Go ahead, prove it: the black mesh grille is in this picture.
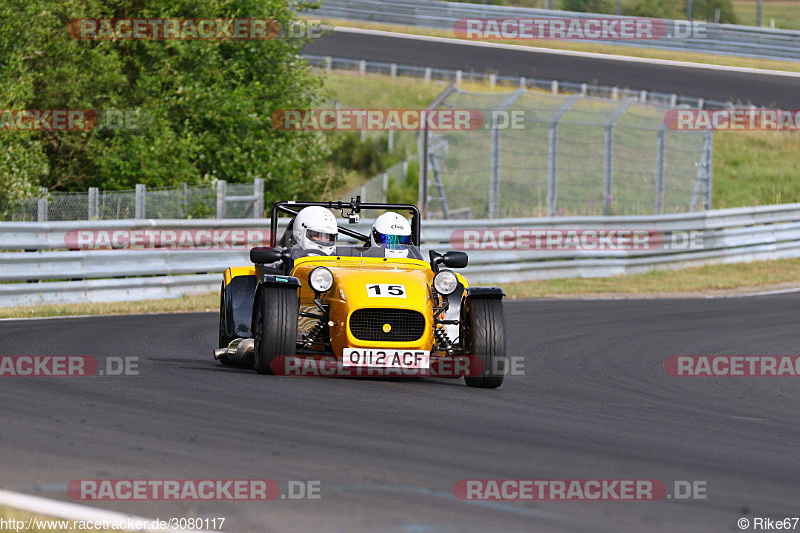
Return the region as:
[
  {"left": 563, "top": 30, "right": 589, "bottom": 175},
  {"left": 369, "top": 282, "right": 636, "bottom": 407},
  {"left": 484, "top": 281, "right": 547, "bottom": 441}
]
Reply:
[{"left": 349, "top": 308, "right": 426, "bottom": 342}]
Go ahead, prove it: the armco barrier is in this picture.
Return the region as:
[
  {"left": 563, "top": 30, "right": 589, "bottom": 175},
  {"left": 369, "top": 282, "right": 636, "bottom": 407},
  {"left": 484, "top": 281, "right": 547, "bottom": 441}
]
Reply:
[
  {"left": 3, "top": 203, "right": 800, "bottom": 306},
  {"left": 310, "top": 0, "right": 800, "bottom": 61}
]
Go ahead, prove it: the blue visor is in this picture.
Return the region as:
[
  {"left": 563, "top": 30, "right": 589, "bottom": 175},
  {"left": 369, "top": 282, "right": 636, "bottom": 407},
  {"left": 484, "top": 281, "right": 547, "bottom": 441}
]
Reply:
[{"left": 373, "top": 229, "right": 411, "bottom": 249}]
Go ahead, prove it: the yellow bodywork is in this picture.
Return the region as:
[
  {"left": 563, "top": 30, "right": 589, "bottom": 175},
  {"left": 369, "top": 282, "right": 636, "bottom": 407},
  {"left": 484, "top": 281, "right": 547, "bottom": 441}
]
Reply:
[{"left": 223, "top": 255, "right": 467, "bottom": 357}]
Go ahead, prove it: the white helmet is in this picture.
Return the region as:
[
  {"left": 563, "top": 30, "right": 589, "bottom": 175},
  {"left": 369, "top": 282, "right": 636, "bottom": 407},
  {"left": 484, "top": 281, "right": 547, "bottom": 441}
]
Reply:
[
  {"left": 292, "top": 206, "right": 338, "bottom": 254},
  {"left": 371, "top": 212, "right": 412, "bottom": 258}
]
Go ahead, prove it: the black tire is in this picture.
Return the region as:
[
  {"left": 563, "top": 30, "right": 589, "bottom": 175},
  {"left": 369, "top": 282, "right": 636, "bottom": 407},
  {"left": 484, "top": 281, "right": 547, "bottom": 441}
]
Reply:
[
  {"left": 462, "top": 297, "right": 506, "bottom": 389},
  {"left": 217, "top": 282, "right": 234, "bottom": 365},
  {"left": 252, "top": 284, "right": 299, "bottom": 375}
]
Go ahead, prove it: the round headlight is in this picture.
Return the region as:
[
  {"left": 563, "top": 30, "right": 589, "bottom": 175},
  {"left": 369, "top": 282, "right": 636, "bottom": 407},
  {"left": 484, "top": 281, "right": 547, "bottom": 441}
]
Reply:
[
  {"left": 309, "top": 267, "right": 334, "bottom": 293},
  {"left": 433, "top": 270, "right": 458, "bottom": 295}
]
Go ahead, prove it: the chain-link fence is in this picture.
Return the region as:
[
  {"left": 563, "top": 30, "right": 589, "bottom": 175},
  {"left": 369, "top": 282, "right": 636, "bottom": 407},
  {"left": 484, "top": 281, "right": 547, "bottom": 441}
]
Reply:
[
  {"left": 340, "top": 159, "right": 412, "bottom": 203},
  {"left": 0, "top": 180, "right": 264, "bottom": 221},
  {"left": 420, "top": 86, "right": 712, "bottom": 218}
]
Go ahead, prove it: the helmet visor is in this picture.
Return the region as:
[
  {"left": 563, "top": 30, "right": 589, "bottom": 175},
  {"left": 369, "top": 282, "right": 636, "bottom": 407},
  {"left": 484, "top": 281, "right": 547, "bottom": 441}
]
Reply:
[
  {"left": 306, "top": 229, "right": 337, "bottom": 247},
  {"left": 373, "top": 229, "right": 411, "bottom": 250}
]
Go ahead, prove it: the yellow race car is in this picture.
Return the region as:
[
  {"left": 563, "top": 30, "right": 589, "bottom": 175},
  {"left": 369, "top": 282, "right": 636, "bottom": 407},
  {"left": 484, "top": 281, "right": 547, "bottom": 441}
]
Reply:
[{"left": 214, "top": 198, "right": 506, "bottom": 388}]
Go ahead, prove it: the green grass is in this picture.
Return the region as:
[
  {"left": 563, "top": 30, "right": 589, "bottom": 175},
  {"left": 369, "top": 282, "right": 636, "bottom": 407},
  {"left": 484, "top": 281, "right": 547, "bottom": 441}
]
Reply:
[
  {"left": 503, "top": 257, "right": 800, "bottom": 298},
  {"left": 733, "top": 1, "right": 800, "bottom": 29},
  {"left": 0, "top": 293, "right": 218, "bottom": 319},
  {"left": 713, "top": 130, "right": 800, "bottom": 208}
]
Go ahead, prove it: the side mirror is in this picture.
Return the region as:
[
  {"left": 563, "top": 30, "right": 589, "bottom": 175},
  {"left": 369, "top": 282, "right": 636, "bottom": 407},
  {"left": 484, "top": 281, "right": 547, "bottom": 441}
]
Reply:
[
  {"left": 442, "top": 251, "right": 468, "bottom": 268},
  {"left": 430, "top": 250, "right": 469, "bottom": 272},
  {"left": 250, "top": 247, "right": 282, "bottom": 264}
]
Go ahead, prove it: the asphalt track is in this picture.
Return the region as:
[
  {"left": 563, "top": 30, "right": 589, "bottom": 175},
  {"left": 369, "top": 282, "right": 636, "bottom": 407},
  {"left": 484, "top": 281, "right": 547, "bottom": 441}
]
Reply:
[
  {"left": 303, "top": 31, "right": 800, "bottom": 107},
  {"left": 3, "top": 294, "right": 800, "bottom": 532}
]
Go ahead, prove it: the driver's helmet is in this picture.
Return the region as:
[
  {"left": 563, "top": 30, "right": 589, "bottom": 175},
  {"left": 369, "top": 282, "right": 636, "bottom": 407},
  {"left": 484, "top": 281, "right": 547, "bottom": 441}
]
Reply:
[
  {"left": 371, "top": 212, "right": 412, "bottom": 258},
  {"left": 292, "top": 206, "right": 338, "bottom": 255}
]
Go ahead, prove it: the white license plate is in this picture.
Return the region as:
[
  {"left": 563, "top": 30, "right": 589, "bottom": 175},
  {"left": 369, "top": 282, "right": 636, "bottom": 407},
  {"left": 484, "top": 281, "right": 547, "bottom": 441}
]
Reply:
[{"left": 343, "top": 349, "right": 430, "bottom": 368}]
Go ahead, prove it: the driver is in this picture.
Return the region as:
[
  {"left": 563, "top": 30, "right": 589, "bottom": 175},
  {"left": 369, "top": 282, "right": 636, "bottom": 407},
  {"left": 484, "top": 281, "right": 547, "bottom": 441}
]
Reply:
[
  {"left": 370, "top": 212, "right": 412, "bottom": 258},
  {"left": 291, "top": 206, "right": 338, "bottom": 256}
]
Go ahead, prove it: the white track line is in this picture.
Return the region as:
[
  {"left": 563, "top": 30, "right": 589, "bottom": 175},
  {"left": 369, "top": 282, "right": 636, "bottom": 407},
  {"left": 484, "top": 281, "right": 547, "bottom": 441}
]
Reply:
[
  {"left": 0, "top": 489, "right": 224, "bottom": 533},
  {"left": 334, "top": 26, "right": 800, "bottom": 77}
]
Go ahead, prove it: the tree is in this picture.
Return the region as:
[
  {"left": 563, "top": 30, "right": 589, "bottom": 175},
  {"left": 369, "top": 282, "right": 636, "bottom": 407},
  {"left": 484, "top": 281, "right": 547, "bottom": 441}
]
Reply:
[
  {"left": 562, "top": 0, "right": 615, "bottom": 14},
  {"left": 0, "top": 0, "right": 337, "bottom": 208}
]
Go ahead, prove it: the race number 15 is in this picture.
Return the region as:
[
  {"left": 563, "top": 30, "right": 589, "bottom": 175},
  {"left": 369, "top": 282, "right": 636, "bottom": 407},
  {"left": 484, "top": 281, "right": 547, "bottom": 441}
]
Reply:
[{"left": 366, "top": 284, "right": 406, "bottom": 298}]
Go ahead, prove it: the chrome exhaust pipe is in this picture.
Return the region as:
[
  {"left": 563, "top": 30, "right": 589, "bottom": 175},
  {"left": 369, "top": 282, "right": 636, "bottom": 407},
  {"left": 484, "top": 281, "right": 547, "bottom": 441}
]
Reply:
[{"left": 213, "top": 338, "right": 255, "bottom": 365}]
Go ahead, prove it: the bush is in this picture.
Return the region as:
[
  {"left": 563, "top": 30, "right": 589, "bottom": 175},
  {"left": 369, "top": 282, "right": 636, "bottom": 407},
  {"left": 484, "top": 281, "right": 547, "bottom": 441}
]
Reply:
[{"left": 562, "top": 0, "right": 615, "bottom": 14}]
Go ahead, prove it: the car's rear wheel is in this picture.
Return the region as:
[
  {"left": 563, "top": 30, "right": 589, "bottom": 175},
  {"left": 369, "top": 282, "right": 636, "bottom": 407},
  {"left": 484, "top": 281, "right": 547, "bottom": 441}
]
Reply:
[
  {"left": 253, "top": 284, "right": 299, "bottom": 375},
  {"left": 462, "top": 297, "right": 506, "bottom": 389},
  {"left": 217, "top": 282, "right": 234, "bottom": 366}
]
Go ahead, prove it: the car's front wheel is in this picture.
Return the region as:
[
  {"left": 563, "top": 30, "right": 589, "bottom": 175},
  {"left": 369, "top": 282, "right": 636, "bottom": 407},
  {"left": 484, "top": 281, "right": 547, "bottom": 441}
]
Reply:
[
  {"left": 253, "top": 284, "right": 299, "bottom": 375},
  {"left": 462, "top": 297, "right": 506, "bottom": 389}
]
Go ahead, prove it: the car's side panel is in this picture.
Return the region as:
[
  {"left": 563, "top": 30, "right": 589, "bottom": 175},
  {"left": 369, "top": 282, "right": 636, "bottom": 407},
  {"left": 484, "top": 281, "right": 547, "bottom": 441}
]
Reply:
[{"left": 221, "top": 268, "right": 258, "bottom": 342}]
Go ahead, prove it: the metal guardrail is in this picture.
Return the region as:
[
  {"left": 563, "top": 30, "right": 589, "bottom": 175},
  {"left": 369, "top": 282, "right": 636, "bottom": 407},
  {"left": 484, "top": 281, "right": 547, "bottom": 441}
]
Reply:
[
  {"left": 310, "top": 0, "right": 800, "bottom": 61},
  {"left": 3, "top": 203, "right": 800, "bottom": 306}
]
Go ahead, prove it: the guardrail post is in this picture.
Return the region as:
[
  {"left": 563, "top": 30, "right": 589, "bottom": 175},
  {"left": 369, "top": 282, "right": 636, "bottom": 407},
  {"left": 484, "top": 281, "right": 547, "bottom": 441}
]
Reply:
[
  {"left": 424, "top": 67, "right": 431, "bottom": 83},
  {"left": 390, "top": 63, "right": 397, "bottom": 78},
  {"left": 603, "top": 98, "right": 636, "bottom": 215},
  {"left": 358, "top": 60, "right": 366, "bottom": 76},
  {"left": 548, "top": 94, "right": 581, "bottom": 216},
  {"left": 670, "top": 94, "right": 678, "bottom": 107},
  {"left": 697, "top": 98, "right": 704, "bottom": 109},
  {"left": 37, "top": 188, "right": 48, "bottom": 222},
  {"left": 135, "top": 184, "right": 146, "bottom": 219},
  {"left": 655, "top": 124, "right": 666, "bottom": 215},
  {"left": 580, "top": 83, "right": 587, "bottom": 96},
  {"left": 489, "top": 74, "right": 496, "bottom": 87},
  {"left": 324, "top": 56, "right": 332, "bottom": 72},
  {"left": 551, "top": 80, "right": 558, "bottom": 95},
  {"left": 704, "top": 131, "right": 714, "bottom": 210},
  {"left": 639, "top": 90, "right": 647, "bottom": 103},
  {"left": 382, "top": 172, "right": 389, "bottom": 203},
  {"left": 519, "top": 76, "right": 526, "bottom": 88},
  {"left": 88, "top": 187, "right": 99, "bottom": 219},
  {"left": 216, "top": 180, "right": 226, "bottom": 219},
  {"left": 182, "top": 182, "right": 189, "bottom": 218},
  {"left": 388, "top": 128, "right": 394, "bottom": 154},
  {"left": 402, "top": 160, "right": 408, "bottom": 180},
  {"left": 455, "top": 70, "right": 462, "bottom": 85},
  {"left": 254, "top": 178, "right": 264, "bottom": 217}
]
